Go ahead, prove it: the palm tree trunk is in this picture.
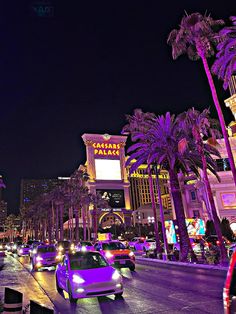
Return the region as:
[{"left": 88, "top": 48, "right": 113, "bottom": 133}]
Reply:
[
  {"left": 148, "top": 167, "right": 161, "bottom": 253},
  {"left": 155, "top": 167, "right": 169, "bottom": 258},
  {"left": 200, "top": 54, "right": 236, "bottom": 186},
  {"left": 59, "top": 204, "right": 64, "bottom": 241},
  {"left": 169, "top": 169, "right": 196, "bottom": 262},
  {"left": 198, "top": 142, "right": 228, "bottom": 264},
  {"left": 93, "top": 207, "right": 98, "bottom": 242},
  {"left": 55, "top": 205, "right": 59, "bottom": 241},
  {"left": 75, "top": 208, "right": 79, "bottom": 243},
  {"left": 48, "top": 207, "right": 52, "bottom": 244},
  {"left": 82, "top": 206, "right": 87, "bottom": 241}
]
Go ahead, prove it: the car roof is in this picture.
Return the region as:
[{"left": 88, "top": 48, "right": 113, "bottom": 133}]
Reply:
[{"left": 37, "top": 244, "right": 55, "bottom": 248}]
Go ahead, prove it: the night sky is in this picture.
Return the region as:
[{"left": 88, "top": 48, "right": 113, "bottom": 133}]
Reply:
[{"left": 0, "top": 1, "right": 235, "bottom": 214}]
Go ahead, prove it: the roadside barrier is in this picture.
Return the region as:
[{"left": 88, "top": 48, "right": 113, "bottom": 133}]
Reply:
[
  {"left": 2, "top": 288, "right": 54, "bottom": 314},
  {"left": 3, "top": 288, "right": 23, "bottom": 314}
]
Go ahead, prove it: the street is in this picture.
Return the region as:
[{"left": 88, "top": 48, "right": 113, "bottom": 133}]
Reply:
[{"left": 2, "top": 253, "right": 226, "bottom": 314}]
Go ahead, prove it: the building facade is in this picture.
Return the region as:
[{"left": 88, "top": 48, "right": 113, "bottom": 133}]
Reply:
[
  {"left": 20, "top": 178, "right": 65, "bottom": 208},
  {"left": 82, "top": 133, "right": 131, "bottom": 228}
]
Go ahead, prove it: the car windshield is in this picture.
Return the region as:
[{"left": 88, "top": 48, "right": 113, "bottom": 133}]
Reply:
[
  {"left": 58, "top": 241, "right": 70, "bottom": 248},
  {"left": 69, "top": 252, "right": 108, "bottom": 270},
  {"left": 38, "top": 246, "right": 56, "bottom": 253},
  {"left": 147, "top": 239, "right": 155, "bottom": 242},
  {"left": 102, "top": 242, "right": 125, "bottom": 250},
  {"left": 81, "top": 242, "right": 92, "bottom": 246}
]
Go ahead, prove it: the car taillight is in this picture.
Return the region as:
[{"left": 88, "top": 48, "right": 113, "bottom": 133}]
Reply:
[
  {"left": 223, "top": 288, "right": 230, "bottom": 313},
  {"left": 216, "top": 241, "right": 220, "bottom": 246},
  {"left": 191, "top": 243, "right": 195, "bottom": 247}
]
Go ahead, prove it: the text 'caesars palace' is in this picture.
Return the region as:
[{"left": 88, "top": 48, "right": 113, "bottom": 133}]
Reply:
[{"left": 21, "top": 79, "right": 236, "bottom": 233}]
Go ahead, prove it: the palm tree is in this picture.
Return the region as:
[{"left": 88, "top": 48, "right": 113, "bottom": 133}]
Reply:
[
  {"left": 167, "top": 12, "right": 236, "bottom": 186},
  {"left": 125, "top": 110, "right": 219, "bottom": 261},
  {"left": 212, "top": 16, "right": 236, "bottom": 91},
  {"left": 50, "top": 186, "right": 66, "bottom": 241},
  {"left": 177, "top": 108, "right": 228, "bottom": 264},
  {"left": 123, "top": 109, "right": 162, "bottom": 254}
]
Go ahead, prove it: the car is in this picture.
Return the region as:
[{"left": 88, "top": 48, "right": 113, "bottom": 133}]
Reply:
[
  {"left": 76, "top": 241, "right": 95, "bottom": 252},
  {"left": 56, "top": 240, "right": 72, "bottom": 254},
  {"left": 29, "top": 241, "right": 44, "bottom": 258},
  {"left": 6, "top": 242, "right": 14, "bottom": 252},
  {"left": 223, "top": 250, "right": 236, "bottom": 313},
  {"left": 31, "top": 245, "right": 60, "bottom": 271},
  {"left": 55, "top": 251, "right": 123, "bottom": 303},
  {"left": 94, "top": 240, "right": 135, "bottom": 271},
  {"left": 17, "top": 244, "right": 30, "bottom": 256},
  {"left": 12, "top": 241, "right": 22, "bottom": 253},
  {"left": 227, "top": 243, "right": 236, "bottom": 259},
  {"left": 128, "top": 237, "right": 146, "bottom": 251},
  {"left": 0, "top": 242, "right": 7, "bottom": 256}
]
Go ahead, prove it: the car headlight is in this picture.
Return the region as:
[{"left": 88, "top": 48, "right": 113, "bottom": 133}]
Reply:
[
  {"left": 112, "top": 270, "right": 121, "bottom": 281},
  {"left": 20, "top": 249, "right": 23, "bottom": 254},
  {"left": 105, "top": 251, "right": 113, "bottom": 259},
  {"left": 36, "top": 256, "right": 43, "bottom": 262},
  {"left": 0, "top": 245, "right": 3, "bottom": 249},
  {"left": 129, "top": 252, "right": 134, "bottom": 257},
  {"left": 81, "top": 246, "right": 87, "bottom": 252},
  {"left": 59, "top": 246, "right": 63, "bottom": 252},
  {"left": 72, "top": 274, "right": 85, "bottom": 284},
  {"left": 33, "top": 249, "right": 37, "bottom": 254},
  {"left": 13, "top": 245, "right": 17, "bottom": 249}
]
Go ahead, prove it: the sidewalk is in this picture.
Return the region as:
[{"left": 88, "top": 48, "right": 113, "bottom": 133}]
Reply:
[
  {"left": 135, "top": 255, "right": 229, "bottom": 273},
  {"left": 0, "top": 254, "right": 54, "bottom": 312}
]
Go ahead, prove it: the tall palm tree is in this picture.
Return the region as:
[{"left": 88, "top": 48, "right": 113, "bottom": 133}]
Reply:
[
  {"left": 167, "top": 12, "right": 236, "bottom": 186},
  {"left": 123, "top": 109, "right": 162, "bottom": 253},
  {"left": 125, "top": 110, "right": 220, "bottom": 261},
  {"left": 212, "top": 16, "right": 236, "bottom": 91},
  {"left": 178, "top": 108, "right": 228, "bottom": 264},
  {"left": 50, "top": 186, "right": 66, "bottom": 241}
]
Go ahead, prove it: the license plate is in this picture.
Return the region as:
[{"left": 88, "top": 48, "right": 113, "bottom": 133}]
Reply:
[{"left": 120, "top": 260, "right": 126, "bottom": 264}]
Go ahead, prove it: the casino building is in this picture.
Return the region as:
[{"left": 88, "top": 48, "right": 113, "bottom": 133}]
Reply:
[{"left": 82, "top": 133, "right": 132, "bottom": 227}]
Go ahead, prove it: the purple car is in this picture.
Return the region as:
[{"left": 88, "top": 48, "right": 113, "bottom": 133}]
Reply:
[
  {"left": 55, "top": 251, "right": 123, "bottom": 303},
  {"left": 17, "top": 244, "right": 30, "bottom": 256},
  {"left": 31, "top": 245, "right": 60, "bottom": 271}
]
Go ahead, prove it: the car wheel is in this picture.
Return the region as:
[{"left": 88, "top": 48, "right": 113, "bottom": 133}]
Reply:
[
  {"left": 56, "top": 274, "right": 63, "bottom": 293},
  {"left": 129, "top": 265, "right": 135, "bottom": 271},
  {"left": 115, "top": 292, "right": 123, "bottom": 298},
  {"left": 68, "top": 283, "right": 77, "bottom": 303}
]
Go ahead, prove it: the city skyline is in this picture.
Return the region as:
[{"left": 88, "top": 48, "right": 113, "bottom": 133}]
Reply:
[{"left": 0, "top": 1, "right": 235, "bottom": 213}]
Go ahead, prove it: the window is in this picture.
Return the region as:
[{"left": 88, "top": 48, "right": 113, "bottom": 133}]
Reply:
[
  {"left": 193, "top": 210, "right": 200, "bottom": 218},
  {"left": 216, "top": 158, "right": 231, "bottom": 172},
  {"left": 190, "top": 190, "right": 196, "bottom": 201}
]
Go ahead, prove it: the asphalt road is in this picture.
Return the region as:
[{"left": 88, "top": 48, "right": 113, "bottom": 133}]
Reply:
[{"left": 9, "top": 254, "right": 226, "bottom": 314}]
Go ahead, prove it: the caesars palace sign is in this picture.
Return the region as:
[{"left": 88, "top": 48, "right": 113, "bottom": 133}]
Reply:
[{"left": 92, "top": 142, "right": 121, "bottom": 156}]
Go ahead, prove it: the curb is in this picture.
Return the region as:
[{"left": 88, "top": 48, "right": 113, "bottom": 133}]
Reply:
[
  {"left": 8, "top": 254, "right": 56, "bottom": 312},
  {"left": 136, "top": 256, "right": 229, "bottom": 272}
]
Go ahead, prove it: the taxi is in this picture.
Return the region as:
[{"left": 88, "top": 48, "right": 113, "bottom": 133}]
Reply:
[{"left": 94, "top": 240, "right": 135, "bottom": 271}]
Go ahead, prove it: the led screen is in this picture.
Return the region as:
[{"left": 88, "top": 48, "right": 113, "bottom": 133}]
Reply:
[
  {"left": 185, "top": 218, "right": 205, "bottom": 236},
  {"left": 95, "top": 159, "right": 121, "bottom": 180},
  {"left": 96, "top": 189, "right": 125, "bottom": 208},
  {"left": 165, "top": 220, "right": 177, "bottom": 244}
]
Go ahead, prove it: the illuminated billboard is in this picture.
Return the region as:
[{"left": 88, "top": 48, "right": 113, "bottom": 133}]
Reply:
[
  {"left": 186, "top": 218, "right": 205, "bottom": 236},
  {"left": 95, "top": 159, "right": 121, "bottom": 180},
  {"left": 164, "top": 218, "right": 205, "bottom": 243},
  {"left": 165, "top": 220, "right": 177, "bottom": 244},
  {"left": 96, "top": 189, "right": 125, "bottom": 208}
]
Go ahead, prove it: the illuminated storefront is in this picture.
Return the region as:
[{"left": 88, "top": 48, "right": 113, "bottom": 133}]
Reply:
[{"left": 82, "top": 133, "right": 131, "bottom": 227}]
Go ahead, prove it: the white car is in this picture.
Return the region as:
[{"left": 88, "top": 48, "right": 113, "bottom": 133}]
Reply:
[
  {"left": 55, "top": 251, "right": 123, "bottom": 303},
  {"left": 129, "top": 237, "right": 146, "bottom": 251}
]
